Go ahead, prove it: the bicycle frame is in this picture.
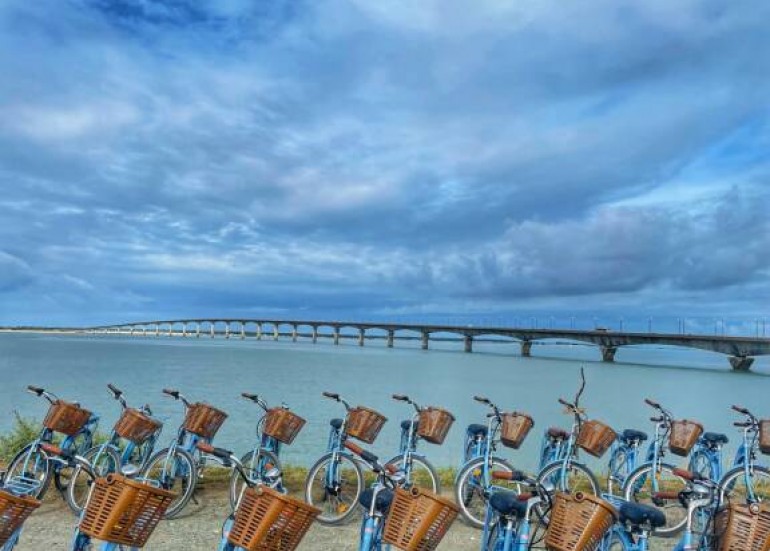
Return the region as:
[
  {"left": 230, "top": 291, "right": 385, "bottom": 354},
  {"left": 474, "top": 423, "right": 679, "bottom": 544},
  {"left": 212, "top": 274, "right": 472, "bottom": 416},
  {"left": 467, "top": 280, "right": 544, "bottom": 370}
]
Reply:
[
  {"left": 481, "top": 474, "right": 542, "bottom": 551},
  {"left": 391, "top": 394, "right": 434, "bottom": 488}
]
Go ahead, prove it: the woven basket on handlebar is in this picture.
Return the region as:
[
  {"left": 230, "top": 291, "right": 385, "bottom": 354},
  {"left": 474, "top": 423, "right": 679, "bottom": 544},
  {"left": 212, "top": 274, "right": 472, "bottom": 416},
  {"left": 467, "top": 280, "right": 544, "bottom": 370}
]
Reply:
[
  {"left": 382, "top": 487, "right": 459, "bottom": 551},
  {"left": 0, "top": 489, "right": 41, "bottom": 546},
  {"left": 183, "top": 402, "right": 228, "bottom": 439},
  {"left": 43, "top": 400, "right": 92, "bottom": 436},
  {"left": 715, "top": 503, "right": 770, "bottom": 551},
  {"left": 759, "top": 421, "right": 770, "bottom": 455},
  {"left": 79, "top": 474, "right": 175, "bottom": 547},
  {"left": 576, "top": 420, "right": 616, "bottom": 458},
  {"left": 545, "top": 492, "right": 617, "bottom": 551},
  {"left": 669, "top": 419, "right": 704, "bottom": 456},
  {"left": 114, "top": 408, "right": 162, "bottom": 444},
  {"left": 417, "top": 407, "right": 456, "bottom": 445},
  {"left": 346, "top": 406, "right": 387, "bottom": 444},
  {"left": 500, "top": 412, "right": 534, "bottom": 449},
  {"left": 227, "top": 485, "right": 320, "bottom": 551},
  {"left": 262, "top": 408, "right": 306, "bottom": 445}
]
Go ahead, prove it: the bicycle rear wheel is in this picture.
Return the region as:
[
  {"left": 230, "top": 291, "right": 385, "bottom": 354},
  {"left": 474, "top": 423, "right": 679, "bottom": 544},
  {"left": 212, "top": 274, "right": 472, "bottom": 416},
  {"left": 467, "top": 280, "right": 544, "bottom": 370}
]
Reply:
[
  {"left": 66, "top": 446, "right": 121, "bottom": 515},
  {"left": 454, "top": 456, "right": 517, "bottom": 528},
  {"left": 228, "top": 448, "right": 281, "bottom": 509},
  {"left": 304, "top": 452, "right": 363, "bottom": 525},
  {"left": 140, "top": 447, "right": 198, "bottom": 519},
  {"left": 385, "top": 454, "right": 440, "bottom": 494},
  {"left": 622, "top": 461, "right": 687, "bottom": 537},
  {"left": 607, "top": 446, "right": 631, "bottom": 495}
]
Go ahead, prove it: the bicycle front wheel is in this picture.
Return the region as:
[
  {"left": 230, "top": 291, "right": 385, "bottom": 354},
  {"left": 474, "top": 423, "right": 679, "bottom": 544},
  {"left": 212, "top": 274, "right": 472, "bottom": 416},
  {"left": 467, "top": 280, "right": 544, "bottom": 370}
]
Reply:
[
  {"left": 66, "top": 446, "right": 121, "bottom": 515},
  {"left": 720, "top": 465, "right": 770, "bottom": 505},
  {"left": 5, "top": 443, "right": 52, "bottom": 499},
  {"left": 304, "top": 452, "right": 363, "bottom": 525},
  {"left": 141, "top": 447, "right": 198, "bottom": 519},
  {"left": 689, "top": 449, "right": 716, "bottom": 481},
  {"left": 228, "top": 448, "right": 281, "bottom": 509},
  {"left": 454, "top": 456, "right": 517, "bottom": 528},
  {"left": 622, "top": 461, "right": 687, "bottom": 537},
  {"left": 385, "top": 454, "right": 440, "bottom": 494},
  {"left": 535, "top": 460, "right": 599, "bottom": 525}
]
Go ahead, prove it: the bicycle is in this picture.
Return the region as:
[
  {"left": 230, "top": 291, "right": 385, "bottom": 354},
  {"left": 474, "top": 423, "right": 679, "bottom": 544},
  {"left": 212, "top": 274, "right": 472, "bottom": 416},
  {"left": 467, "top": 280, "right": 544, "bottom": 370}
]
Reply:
[
  {"left": 621, "top": 398, "right": 699, "bottom": 537},
  {"left": 384, "top": 394, "right": 453, "bottom": 494},
  {"left": 4, "top": 386, "right": 98, "bottom": 500},
  {"left": 228, "top": 392, "right": 306, "bottom": 509},
  {"left": 534, "top": 369, "right": 605, "bottom": 516},
  {"left": 346, "top": 439, "right": 458, "bottom": 551},
  {"left": 0, "top": 469, "right": 42, "bottom": 551},
  {"left": 606, "top": 428, "right": 649, "bottom": 495},
  {"left": 304, "top": 391, "right": 387, "bottom": 525},
  {"left": 66, "top": 384, "right": 162, "bottom": 515},
  {"left": 480, "top": 469, "right": 551, "bottom": 551},
  {"left": 139, "top": 388, "right": 228, "bottom": 518},
  {"left": 454, "top": 396, "right": 524, "bottom": 528}
]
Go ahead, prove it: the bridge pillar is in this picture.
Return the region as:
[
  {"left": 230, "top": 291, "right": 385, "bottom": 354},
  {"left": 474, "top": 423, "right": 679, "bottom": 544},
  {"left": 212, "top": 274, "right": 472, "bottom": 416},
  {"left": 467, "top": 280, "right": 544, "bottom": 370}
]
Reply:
[
  {"left": 521, "top": 340, "right": 532, "bottom": 357},
  {"left": 142, "top": 326, "right": 147, "bottom": 337},
  {"left": 155, "top": 324, "right": 159, "bottom": 336},
  {"left": 333, "top": 327, "right": 340, "bottom": 345},
  {"left": 240, "top": 322, "right": 245, "bottom": 339},
  {"left": 421, "top": 331, "right": 429, "bottom": 350},
  {"left": 130, "top": 326, "right": 135, "bottom": 336},
  {"left": 601, "top": 346, "right": 617, "bottom": 362},
  {"left": 210, "top": 323, "right": 215, "bottom": 338},
  {"left": 464, "top": 335, "right": 473, "bottom": 353},
  {"left": 358, "top": 328, "right": 365, "bottom": 346},
  {"left": 730, "top": 355, "right": 755, "bottom": 372},
  {"left": 273, "top": 324, "right": 279, "bottom": 340},
  {"left": 225, "top": 323, "right": 231, "bottom": 339},
  {"left": 182, "top": 323, "right": 187, "bottom": 337},
  {"left": 312, "top": 326, "right": 318, "bottom": 343},
  {"left": 195, "top": 323, "right": 200, "bottom": 338},
  {"left": 387, "top": 330, "right": 395, "bottom": 348},
  {"left": 257, "top": 323, "right": 262, "bottom": 340},
  {"left": 167, "top": 324, "right": 172, "bottom": 337},
  {"left": 292, "top": 324, "right": 298, "bottom": 342}
]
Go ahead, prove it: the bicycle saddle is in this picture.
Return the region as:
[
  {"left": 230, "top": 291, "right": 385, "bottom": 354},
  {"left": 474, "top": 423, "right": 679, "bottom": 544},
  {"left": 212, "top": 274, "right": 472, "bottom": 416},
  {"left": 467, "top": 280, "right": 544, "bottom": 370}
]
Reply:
[
  {"left": 358, "top": 487, "right": 393, "bottom": 513},
  {"left": 330, "top": 418, "right": 343, "bottom": 429},
  {"left": 621, "top": 429, "right": 648, "bottom": 443},
  {"left": 702, "top": 432, "right": 728, "bottom": 445},
  {"left": 619, "top": 502, "right": 666, "bottom": 528},
  {"left": 489, "top": 490, "right": 528, "bottom": 518},
  {"left": 466, "top": 424, "right": 487, "bottom": 436},
  {"left": 401, "top": 420, "right": 418, "bottom": 431},
  {"left": 547, "top": 427, "right": 570, "bottom": 440}
]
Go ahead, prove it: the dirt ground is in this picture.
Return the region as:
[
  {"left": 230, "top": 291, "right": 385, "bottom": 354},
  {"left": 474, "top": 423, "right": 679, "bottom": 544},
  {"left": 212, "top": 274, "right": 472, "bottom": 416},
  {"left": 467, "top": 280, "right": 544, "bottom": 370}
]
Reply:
[{"left": 15, "top": 485, "right": 676, "bottom": 550}]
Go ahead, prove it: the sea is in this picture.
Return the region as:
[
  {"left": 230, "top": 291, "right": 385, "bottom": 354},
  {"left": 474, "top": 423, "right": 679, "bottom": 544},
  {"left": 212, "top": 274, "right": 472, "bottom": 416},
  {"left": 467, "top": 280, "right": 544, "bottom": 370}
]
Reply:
[{"left": 1, "top": 331, "right": 768, "bottom": 473}]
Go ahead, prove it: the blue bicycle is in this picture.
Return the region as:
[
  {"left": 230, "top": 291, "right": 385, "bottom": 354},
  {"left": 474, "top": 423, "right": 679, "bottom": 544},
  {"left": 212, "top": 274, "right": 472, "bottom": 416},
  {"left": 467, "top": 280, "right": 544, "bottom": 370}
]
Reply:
[
  {"left": 454, "top": 396, "right": 519, "bottom": 528},
  {"left": 66, "top": 384, "right": 162, "bottom": 515},
  {"left": 5, "top": 386, "right": 99, "bottom": 500},
  {"left": 384, "top": 394, "right": 446, "bottom": 494},
  {"left": 139, "top": 388, "right": 228, "bottom": 518},
  {"left": 480, "top": 469, "right": 550, "bottom": 550},
  {"left": 606, "top": 428, "right": 649, "bottom": 496}
]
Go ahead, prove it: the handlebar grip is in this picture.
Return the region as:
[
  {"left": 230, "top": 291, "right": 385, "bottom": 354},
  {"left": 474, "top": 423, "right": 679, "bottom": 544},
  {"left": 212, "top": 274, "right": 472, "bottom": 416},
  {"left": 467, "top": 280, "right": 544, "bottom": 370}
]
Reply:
[
  {"left": 645, "top": 398, "right": 660, "bottom": 408},
  {"left": 162, "top": 388, "right": 180, "bottom": 398},
  {"left": 392, "top": 394, "right": 408, "bottom": 401},
  {"left": 385, "top": 463, "right": 399, "bottom": 475},
  {"left": 27, "top": 385, "right": 44, "bottom": 395},
  {"left": 650, "top": 417, "right": 663, "bottom": 423},
  {"left": 473, "top": 396, "right": 489, "bottom": 403},
  {"left": 107, "top": 383, "right": 122, "bottom": 396},
  {"left": 734, "top": 422, "right": 752, "bottom": 428},
  {"left": 732, "top": 405, "right": 749, "bottom": 415},
  {"left": 558, "top": 398, "right": 570, "bottom": 407},
  {"left": 241, "top": 392, "right": 258, "bottom": 401},
  {"left": 322, "top": 391, "right": 340, "bottom": 400}
]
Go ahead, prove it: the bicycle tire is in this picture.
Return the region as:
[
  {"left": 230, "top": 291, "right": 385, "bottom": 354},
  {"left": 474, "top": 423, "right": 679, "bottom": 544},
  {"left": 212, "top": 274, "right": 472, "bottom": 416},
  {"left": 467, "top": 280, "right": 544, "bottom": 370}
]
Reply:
[
  {"left": 622, "top": 461, "right": 687, "bottom": 538},
  {"left": 719, "top": 464, "right": 770, "bottom": 505},
  {"left": 384, "top": 454, "right": 440, "bottom": 494},
  {"left": 304, "top": 451, "right": 363, "bottom": 525},
  {"left": 5, "top": 443, "right": 53, "bottom": 499},
  {"left": 535, "top": 459, "right": 599, "bottom": 524},
  {"left": 54, "top": 431, "right": 93, "bottom": 494},
  {"left": 689, "top": 449, "right": 716, "bottom": 482},
  {"left": 607, "top": 446, "right": 631, "bottom": 495},
  {"left": 140, "top": 447, "right": 198, "bottom": 519},
  {"left": 65, "top": 445, "right": 121, "bottom": 515},
  {"left": 454, "top": 456, "right": 516, "bottom": 528},
  {"left": 228, "top": 448, "right": 281, "bottom": 509}
]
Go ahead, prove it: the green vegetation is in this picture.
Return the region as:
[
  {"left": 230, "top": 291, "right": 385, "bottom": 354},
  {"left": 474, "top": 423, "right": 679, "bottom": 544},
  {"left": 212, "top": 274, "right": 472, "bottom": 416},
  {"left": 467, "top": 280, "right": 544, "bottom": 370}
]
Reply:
[{"left": 0, "top": 413, "right": 39, "bottom": 463}]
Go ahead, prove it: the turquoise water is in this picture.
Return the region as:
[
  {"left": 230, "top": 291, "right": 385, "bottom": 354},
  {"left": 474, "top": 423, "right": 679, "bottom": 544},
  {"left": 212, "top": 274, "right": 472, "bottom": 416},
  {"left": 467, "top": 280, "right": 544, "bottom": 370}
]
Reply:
[{"left": 0, "top": 332, "right": 768, "bottom": 472}]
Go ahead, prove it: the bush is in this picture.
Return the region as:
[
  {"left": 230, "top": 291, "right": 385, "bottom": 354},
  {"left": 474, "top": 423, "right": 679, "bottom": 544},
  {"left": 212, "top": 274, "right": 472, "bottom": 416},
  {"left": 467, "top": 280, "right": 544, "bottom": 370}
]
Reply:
[{"left": 0, "top": 412, "right": 39, "bottom": 464}]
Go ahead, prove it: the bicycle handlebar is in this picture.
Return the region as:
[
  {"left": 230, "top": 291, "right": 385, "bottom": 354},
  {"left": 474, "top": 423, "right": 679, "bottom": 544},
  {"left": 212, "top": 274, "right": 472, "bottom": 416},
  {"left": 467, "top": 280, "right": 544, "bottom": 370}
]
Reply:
[
  {"left": 392, "top": 394, "right": 409, "bottom": 402},
  {"left": 645, "top": 398, "right": 661, "bottom": 409},
  {"left": 323, "top": 391, "right": 340, "bottom": 400},
  {"left": 474, "top": 395, "right": 489, "bottom": 404},
  {"left": 242, "top": 392, "right": 258, "bottom": 401},
  {"left": 558, "top": 398, "right": 571, "bottom": 407},
  {"left": 27, "top": 385, "right": 44, "bottom": 396},
  {"left": 107, "top": 383, "right": 122, "bottom": 396},
  {"left": 162, "top": 388, "right": 180, "bottom": 399}
]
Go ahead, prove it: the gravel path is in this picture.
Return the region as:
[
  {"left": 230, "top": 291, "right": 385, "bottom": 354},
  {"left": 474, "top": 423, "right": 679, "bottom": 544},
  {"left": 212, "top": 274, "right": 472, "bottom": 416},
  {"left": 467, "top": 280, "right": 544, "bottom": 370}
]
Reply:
[{"left": 15, "top": 486, "right": 676, "bottom": 550}]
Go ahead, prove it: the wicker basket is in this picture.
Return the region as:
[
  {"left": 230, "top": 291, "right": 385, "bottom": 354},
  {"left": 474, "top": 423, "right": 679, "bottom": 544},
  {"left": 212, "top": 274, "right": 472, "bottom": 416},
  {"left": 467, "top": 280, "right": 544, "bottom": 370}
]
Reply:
[
  {"left": 227, "top": 486, "right": 320, "bottom": 551},
  {"left": 759, "top": 421, "right": 770, "bottom": 455},
  {"left": 0, "top": 490, "right": 41, "bottom": 546},
  {"left": 500, "top": 412, "right": 534, "bottom": 449},
  {"left": 545, "top": 492, "right": 617, "bottom": 551},
  {"left": 417, "top": 408, "right": 456, "bottom": 445},
  {"left": 262, "top": 408, "right": 306, "bottom": 445},
  {"left": 669, "top": 420, "right": 704, "bottom": 456},
  {"left": 383, "top": 487, "right": 459, "bottom": 551},
  {"left": 346, "top": 406, "right": 388, "bottom": 444},
  {"left": 576, "top": 420, "right": 617, "bottom": 458},
  {"left": 43, "top": 400, "right": 92, "bottom": 436},
  {"left": 715, "top": 503, "right": 770, "bottom": 551},
  {"left": 78, "top": 474, "right": 175, "bottom": 547},
  {"left": 114, "top": 408, "right": 162, "bottom": 444},
  {"left": 183, "top": 403, "right": 228, "bottom": 439}
]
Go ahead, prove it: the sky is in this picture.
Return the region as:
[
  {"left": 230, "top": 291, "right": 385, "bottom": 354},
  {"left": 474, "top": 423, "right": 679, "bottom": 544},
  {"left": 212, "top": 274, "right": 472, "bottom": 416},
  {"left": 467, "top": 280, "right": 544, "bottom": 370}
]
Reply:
[{"left": 0, "top": 0, "right": 768, "bottom": 331}]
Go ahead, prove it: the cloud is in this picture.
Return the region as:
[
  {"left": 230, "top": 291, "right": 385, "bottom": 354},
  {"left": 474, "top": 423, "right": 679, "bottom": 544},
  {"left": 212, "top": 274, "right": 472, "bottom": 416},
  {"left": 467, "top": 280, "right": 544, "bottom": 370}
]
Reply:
[{"left": 0, "top": 0, "right": 768, "bottom": 325}]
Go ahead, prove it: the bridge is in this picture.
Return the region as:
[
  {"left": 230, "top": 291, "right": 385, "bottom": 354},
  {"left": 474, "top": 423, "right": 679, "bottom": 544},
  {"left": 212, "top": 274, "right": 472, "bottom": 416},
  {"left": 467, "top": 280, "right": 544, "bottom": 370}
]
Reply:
[{"left": 84, "top": 319, "right": 770, "bottom": 372}]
